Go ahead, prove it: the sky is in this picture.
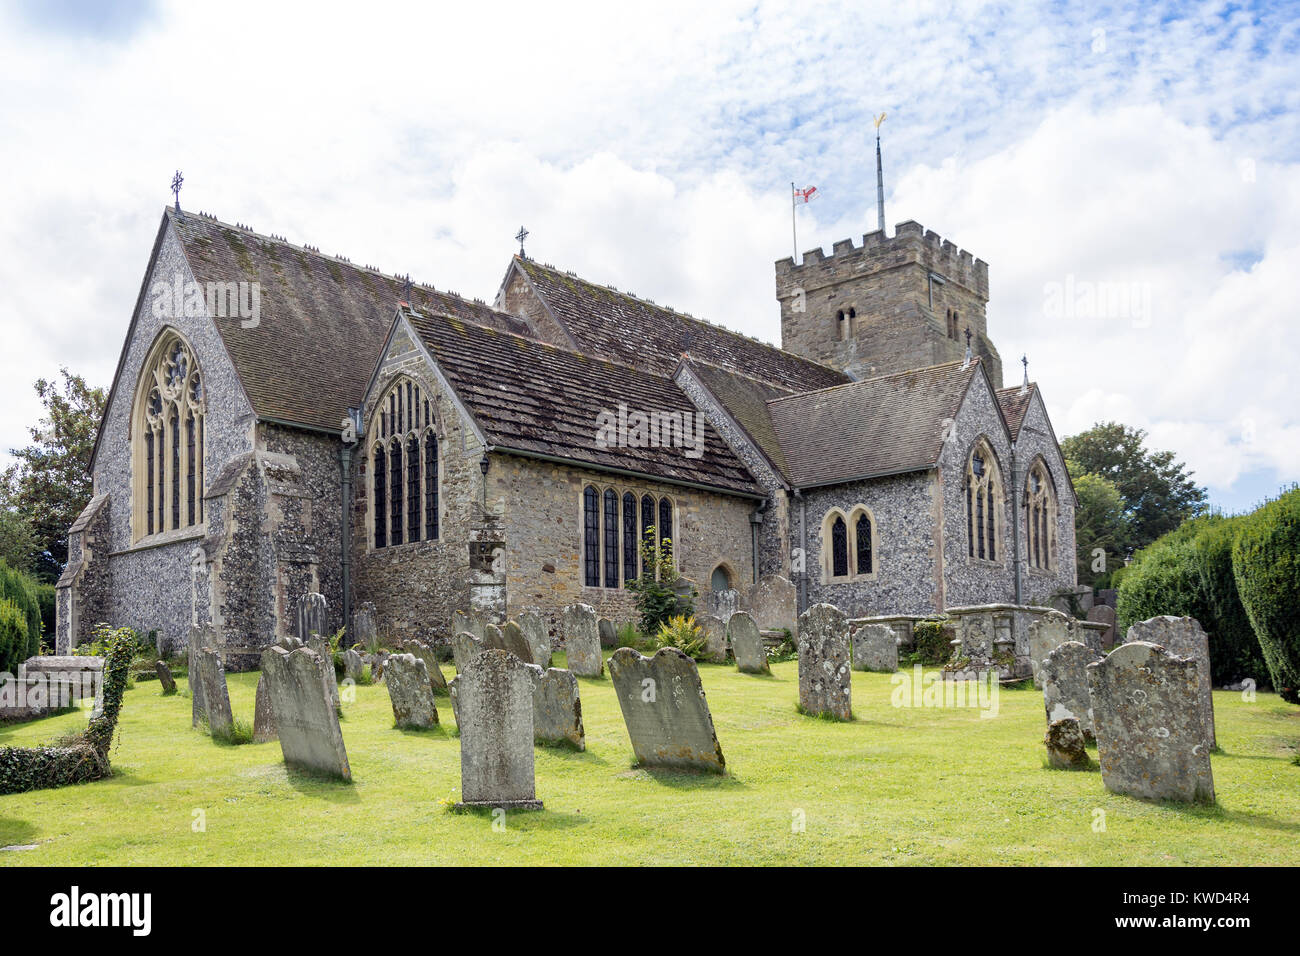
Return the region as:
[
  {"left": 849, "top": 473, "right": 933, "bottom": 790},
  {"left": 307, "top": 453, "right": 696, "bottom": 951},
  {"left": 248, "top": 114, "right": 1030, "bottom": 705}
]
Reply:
[{"left": 0, "top": 0, "right": 1296, "bottom": 514}]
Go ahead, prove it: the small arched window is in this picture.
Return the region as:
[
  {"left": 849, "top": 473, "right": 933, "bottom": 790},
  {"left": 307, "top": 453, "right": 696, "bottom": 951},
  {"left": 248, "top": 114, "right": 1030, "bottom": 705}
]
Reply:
[
  {"left": 369, "top": 377, "right": 439, "bottom": 549},
  {"left": 966, "top": 439, "right": 1004, "bottom": 561},
  {"left": 710, "top": 565, "right": 732, "bottom": 592},
  {"left": 830, "top": 515, "right": 849, "bottom": 578},
  {"left": 855, "top": 512, "right": 873, "bottom": 575},
  {"left": 133, "top": 332, "right": 205, "bottom": 541},
  {"left": 1026, "top": 460, "right": 1057, "bottom": 571}
]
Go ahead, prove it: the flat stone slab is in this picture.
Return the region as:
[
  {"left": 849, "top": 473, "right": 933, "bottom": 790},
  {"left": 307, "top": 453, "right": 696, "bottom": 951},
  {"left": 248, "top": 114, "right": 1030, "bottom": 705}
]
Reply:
[
  {"left": 385, "top": 653, "right": 439, "bottom": 729},
  {"left": 563, "top": 603, "right": 603, "bottom": 677},
  {"left": 1042, "top": 640, "right": 1102, "bottom": 740},
  {"left": 852, "top": 622, "right": 898, "bottom": 673},
  {"left": 608, "top": 647, "right": 725, "bottom": 773},
  {"left": 193, "top": 646, "right": 233, "bottom": 737},
  {"left": 1127, "top": 615, "right": 1215, "bottom": 751},
  {"left": 456, "top": 650, "right": 541, "bottom": 809},
  {"left": 526, "top": 665, "right": 585, "bottom": 750},
  {"left": 261, "top": 645, "right": 351, "bottom": 781},
  {"left": 728, "top": 611, "right": 768, "bottom": 675},
  {"left": 401, "top": 639, "right": 448, "bottom": 693},
  {"left": 1087, "top": 642, "right": 1214, "bottom": 803},
  {"left": 516, "top": 608, "right": 551, "bottom": 669},
  {"left": 798, "top": 603, "right": 851, "bottom": 720}
]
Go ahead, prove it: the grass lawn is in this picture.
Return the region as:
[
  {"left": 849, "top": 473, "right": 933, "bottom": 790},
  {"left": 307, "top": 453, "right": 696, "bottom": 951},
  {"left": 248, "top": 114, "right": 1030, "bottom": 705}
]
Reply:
[{"left": 1, "top": 654, "right": 1297, "bottom": 866}]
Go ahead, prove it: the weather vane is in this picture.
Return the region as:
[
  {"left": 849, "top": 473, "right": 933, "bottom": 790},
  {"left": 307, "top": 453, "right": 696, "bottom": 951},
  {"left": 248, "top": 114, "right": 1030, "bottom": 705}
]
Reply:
[
  {"left": 171, "top": 170, "right": 184, "bottom": 212},
  {"left": 515, "top": 226, "right": 529, "bottom": 258}
]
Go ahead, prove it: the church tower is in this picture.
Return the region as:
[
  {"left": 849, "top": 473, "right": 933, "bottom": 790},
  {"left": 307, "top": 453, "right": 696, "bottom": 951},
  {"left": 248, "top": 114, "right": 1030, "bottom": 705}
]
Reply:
[{"left": 775, "top": 221, "right": 1002, "bottom": 387}]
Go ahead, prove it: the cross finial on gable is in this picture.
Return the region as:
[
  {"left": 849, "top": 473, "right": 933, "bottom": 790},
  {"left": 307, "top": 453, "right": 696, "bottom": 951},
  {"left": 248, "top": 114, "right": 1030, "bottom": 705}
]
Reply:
[
  {"left": 171, "top": 170, "right": 184, "bottom": 213},
  {"left": 1019, "top": 354, "right": 1030, "bottom": 396},
  {"left": 515, "top": 226, "right": 529, "bottom": 259},
  {"left": 962, "top": 326, "right": 973, "bottom": 369}
]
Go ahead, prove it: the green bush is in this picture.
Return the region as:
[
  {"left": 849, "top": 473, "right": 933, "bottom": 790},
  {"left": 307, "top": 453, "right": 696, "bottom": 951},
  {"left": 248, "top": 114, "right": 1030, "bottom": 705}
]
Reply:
[
  {"left": 1232, "top": 488, "right": 1300, "bottom": 704},
  {"left": 651, "top": 614, "right": 707, "bottom": 660},
  {"left": 1116, "top": 527, "right": 1209, "bottom": 632},
  {"left": 0, "top": 560, "right": 42, "bottom": 669},
  {"left": 625, "top": 527, "right": 694, "bottom": 635},
  {"left": 0, "top": 598, "right": 27, "bottom": 674},
  {"left": 1188, "top": 516, "right": 1268, "bottom": 686},
  {"left": 906, "top": 618, "right": 951, "bottom": 666}
]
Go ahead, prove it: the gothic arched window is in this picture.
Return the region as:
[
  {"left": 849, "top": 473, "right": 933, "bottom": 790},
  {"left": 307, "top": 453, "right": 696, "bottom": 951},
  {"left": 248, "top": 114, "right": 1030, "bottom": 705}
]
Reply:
[
  {"left": 369, "top": 377, "right": 440, "bottom": 549},
  {"left": 659, "top": 496, "right": 674, "bottom": 561},
  {"left": 640, "top": 494, "right": 655, "bottom": 574},
  {"left": 1025, "top": 460, "right": 1057, "bottom": 571},
  {"left": 966, "top": 439, "right": 1004, "bottom": 561},
  {"left": 830, "top": 515, "right": 849, "bottom": 578},
  {"left": 583, "top": 485, "right": 600, "bottom": 587},
  {"left": 622, "top": 491, "right": 637, "bottom": 583},
  {"left": 855, "top": 511, "right": 873, "bottom": 575},
  {"left": 133, "top": 332, "right": 205, "bottom": 541},
  {"left": 603, "top": 488, "right": 619, "bottom": 588}
]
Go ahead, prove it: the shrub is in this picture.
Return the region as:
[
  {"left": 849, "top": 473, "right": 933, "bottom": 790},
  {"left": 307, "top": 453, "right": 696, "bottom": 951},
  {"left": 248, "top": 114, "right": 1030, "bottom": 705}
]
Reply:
[
  {"left": 1188, "top": 516, "right": 1268, "bottom": 686},
  {"left": 0, "top": 598, "right": 27, "bottom": 674},
  {"left": 651, "top": 614, "right": 707, "bottom": 660},
  {"left": 1116, "top": 535, "right": 1207, "bottom": 631},
  {"left": 625, "top": 526, "right": 694, "bottom": 635},
  {"left": 1232, "top": 488, "right": 1300, "bottom": 704},
  {"left": 0, "top": 560, "right": 42, "bottom": 669},
  {"left": 907, "top": 618, "right": 951, "bottom": 666}
]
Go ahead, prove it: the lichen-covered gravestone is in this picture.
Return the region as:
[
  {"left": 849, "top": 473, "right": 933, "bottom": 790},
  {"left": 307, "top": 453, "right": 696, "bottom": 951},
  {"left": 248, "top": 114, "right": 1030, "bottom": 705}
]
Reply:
[
  {"left": 455, "top": 650, "right": 541, "bottom": 810},
  {"left": 697, "top": 613, "right": 728, "bottom": 664},
  {"left": 517, "top": 608, "right": 551, "bottom": 668},
  {"left": 598, "top": 617, "right": 617, "bottom": 649},
  {"left": 852, "top": 623, "right": 898, "bottom": 673},
  {"left": 155, "top": 661, "right": 177, "bottom": 695},
  {"left": 500, "top": 621, "right": 534, "bottom": 664},
  {"left": 728, "top": 611, "right": 768, "bottom": 675},
  {"left": 401, "top": 639, "right": 448, "bottom": 693},
  {"left": 451, "top": 631, "right": 484, "bottom": 673},
  {"left": 563, "top": 603, "right": 603, "bottom": 677},
  {"left": 1028, "top": 609, "right": 1076, "bottom": 689},
  {"left": 343, "top": 648, "right": 365, "bottom": 683},
  {"left": 187, "top": 626, "right": 212, "bottom": 727},
  {"left": 526, "top": 665, "right": 585, "bottom": 750},
  {"left": 1127, "top": 615, "right": 1215, "bottom": 751},
  {"left": 1086, "top": 604, "right": 1117, "bottom": 651},
  {"left": 261, "top": 645, "right": 351, "bottom": 781},
  {"left": 748, "top": 574, "right": 798, "bottom": 637},
  {"left": 1086, "top": 642, "right": 1214, "bottom": 803},
  {"left": 608, "top": 647, "right": 725, "bottom": 773},
  {"left": 296, "top": 591, "right": 328, "bottom": 642},
  {"left": 452, "top": 609, "right": 487, "bottom": 643},
  {"left": 193, "top": 647, "right": 233, "bottom": 737},
  {"left": 352, "top": 602, "right": 378, "bottom": 648},
  {"left": 384, "top": 653, "right": 439, "bottom": 729},
  {"left": 253, "top": 673, "right": 276, "bottom": 743},
  {"left": 1045, "top": 717, "right": 1090, "bottom": 770},
  {"left": 797, "top": 603, "right": 851, "bottom": 720},
  {"left": 1041, "top": 640, "right": 1103, "bottom": 741}
]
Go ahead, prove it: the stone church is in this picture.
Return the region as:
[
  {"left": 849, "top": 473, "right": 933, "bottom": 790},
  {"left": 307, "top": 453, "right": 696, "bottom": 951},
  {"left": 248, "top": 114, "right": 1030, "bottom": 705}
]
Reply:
[{"left": 56, "top": 204, "right": 1076, "bottom": 659}]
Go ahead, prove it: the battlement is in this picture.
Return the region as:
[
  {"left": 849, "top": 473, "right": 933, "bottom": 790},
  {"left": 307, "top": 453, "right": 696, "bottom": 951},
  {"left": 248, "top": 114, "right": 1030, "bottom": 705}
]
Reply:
[{"left": 775, "top": 220, "right": 988, "bottom": 299}]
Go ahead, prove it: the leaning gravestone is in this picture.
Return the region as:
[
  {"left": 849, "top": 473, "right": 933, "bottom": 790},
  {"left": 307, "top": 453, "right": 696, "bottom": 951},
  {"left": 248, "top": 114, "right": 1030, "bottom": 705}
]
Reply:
[
  {"left": 852, "top": 623, "right": 898, "bottom": 673},
  {"left": 797, "top": 603, "right": 852, "bottom": 720},
  {"left": 352, "top": 602, "right": 377, "bottom": 648},
  {"left": 1045, "top": 717, "right": 1090, "bottom": 770},
  {"left": 1087, "top": 642, "right": 1214, "bottom": 803},
  {"left": 451, "top": 631, "right": 484, "bottom": 673},
  {"left": 155, "top": 661, "right": 177, "bottom": 695},
  {"left": 385, "top": 653, "right": 439, "bottom": 729},
  {"left": 253, "top": 674, "right": 276, "bottom": 743},
  {"left": 296, "top": 591, "right": 329, "bottom": 642},
  {"left": 401, "top": 639, "right": 448, "bottom": 693},
  {"left": 261, "top": 645, "right": 351, "bottom": 781},
  {"left": 598, "top": 617, "right": 617, "bottom": 649},
  {"left": 1041, "top": 640, "right": 1103, "bottom": 741},
  {"left": 697, "top": 613, "right": 728, "bottom": 664},
  {"left": 517, "top": 608, "right": 551, "bottom": 668},
  {"left": 1086, "top": 604, "right": 1118, "bottom": 651},
  {"left": 500, "top": 621, "right": 534, "bottom": 664},
  {"left": 455, "top": 650, "right": 542, "bottom": 810},
  {"left": 608, "top": 647, "right": 725, "bottom": 773},
  {"left": 193, "top": 646, "right": 233, "bottom": 738},
  {"left": 343, "top": 648, "right": 365, "bottom": 683},
  {"left": 187, "top": 626, "right": 212, "bottom": 727},
  {"left": 728, "top": 611, "right": 768, "bottom": 675},
  {"left": 526, "top": 665, "right": 585, "bottom": 750},
  {"left": 563, "top": 603, "right": 603, "bottom": 677},
  {"left": 1028, "top": 609, "right": 1075, "bottom": 689},
  {"left": 748, "top": 574, "right": 798, "bottom": 637},
  {"left": 1127, "top": 615, "right": 1216, "bottom": 751}
]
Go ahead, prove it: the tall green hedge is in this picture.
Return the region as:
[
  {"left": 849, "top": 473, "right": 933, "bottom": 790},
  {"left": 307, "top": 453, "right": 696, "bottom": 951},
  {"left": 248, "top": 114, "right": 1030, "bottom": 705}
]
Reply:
[
  {"left": 1232, "top": 488, "right": 1300, "bottom": 704},
  {"left": 1116, "top": 535, "right": 1207, "bottom": 631},
  {"left": 0, "top": 561, "right": 42, "bottom": 668},
  {"left": 0, "top": 599, "right": 27, "bottom": 675},
  {"left": 1189, "top": 516, "right": 1268, "bottom": 686}
]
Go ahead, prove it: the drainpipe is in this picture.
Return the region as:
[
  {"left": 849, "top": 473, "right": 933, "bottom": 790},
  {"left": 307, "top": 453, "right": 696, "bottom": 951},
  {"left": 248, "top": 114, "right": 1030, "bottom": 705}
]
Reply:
[
  {"left": 795, "top": 489, "right": 807, "bottom": 613},
  {"left": 340, "top": 407, "right": 362, "bottom": 647},
  {"left": 1010, "top": 439, "right": 1022, "bottom": 605}
]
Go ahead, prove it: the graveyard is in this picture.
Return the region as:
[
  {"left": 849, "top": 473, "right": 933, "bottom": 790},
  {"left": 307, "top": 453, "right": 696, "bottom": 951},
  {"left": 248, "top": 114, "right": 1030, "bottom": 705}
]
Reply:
[{"left": 1, "top": 650, "right": 1295, "bottom": 867}]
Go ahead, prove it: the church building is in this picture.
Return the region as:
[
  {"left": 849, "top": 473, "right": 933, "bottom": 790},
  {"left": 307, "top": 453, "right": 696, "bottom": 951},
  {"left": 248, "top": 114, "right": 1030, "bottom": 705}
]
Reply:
[{"left": 56, "top": 203, "right": 1076, "bottom": 660}]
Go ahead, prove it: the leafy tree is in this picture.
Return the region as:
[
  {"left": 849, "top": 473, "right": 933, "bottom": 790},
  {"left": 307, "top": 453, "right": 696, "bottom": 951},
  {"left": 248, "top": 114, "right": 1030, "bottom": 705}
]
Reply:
[
  {"left": 0, "top": 503, "right": 38, "bottom": 574},
  {"left": 3, "top": 369, "right": 106, "bottom": 582},
  {"left": 1061, "top": 422, "right": 1207, "bottom": 556},
  {"left": 1068, "top": 466, "right": 1131, "bottom": 587}
]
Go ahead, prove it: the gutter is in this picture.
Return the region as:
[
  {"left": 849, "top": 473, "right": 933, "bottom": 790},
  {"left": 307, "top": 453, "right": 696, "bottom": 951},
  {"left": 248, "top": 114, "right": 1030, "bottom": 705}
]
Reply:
[{"left": 493, "top": 446, "right": 765, "bottom": 501}]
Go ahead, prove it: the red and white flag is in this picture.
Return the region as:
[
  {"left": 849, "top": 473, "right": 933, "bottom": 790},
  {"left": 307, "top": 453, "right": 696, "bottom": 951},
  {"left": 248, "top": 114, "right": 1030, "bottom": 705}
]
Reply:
[{"left": 793, "top": 185, "right": 818, "bottom": 203}]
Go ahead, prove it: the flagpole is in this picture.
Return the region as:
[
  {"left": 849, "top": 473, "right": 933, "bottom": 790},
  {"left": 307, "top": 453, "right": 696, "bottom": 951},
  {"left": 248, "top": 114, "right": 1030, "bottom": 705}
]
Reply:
[{"left": 791, "top": 181, "right": 797, "bottom": 260}]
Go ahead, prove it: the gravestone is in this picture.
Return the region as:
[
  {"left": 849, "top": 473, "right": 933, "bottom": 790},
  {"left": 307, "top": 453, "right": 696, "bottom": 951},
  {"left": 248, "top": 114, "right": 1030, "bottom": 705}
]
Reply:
[
  {"left": 187, "top": 626, "right": 212, "bottom": 727},
  {"left": 260, "top": 645, "right": 351, "bottom": 781},
  {"left": 598, "top": 617, "right": 617, "bottom": 649},
  {"left": 308, "top": 635, "right": 341, "bottom": 711},
  {"left": 1127, "top": 615, "right": 1216, "bottom": 751},
  {"left": 343, "top": 648, "right": 365, "bottom": 683},
  {"left": 193, "top": 647, "right": 233, "bottom": 738},
  {"left": 748, "top": 574, "right": 798, "bottom": 637},
  {"left": 1086, "top": 604, "right": 1118, "bottom": 651},
  {"left": 608, "top": 647, "right": 725, "bottom": 773},
  {"left": 707, "top": 587, "right": 740, "bottom": 623},
  {"left": 253, "top": 673, "right": 276, "bottom": 743},
  {"left": 352, "top": 602, "right": 377, "bottom": 648},
  {"left": 482, "top": 623, "right": 507, "bottom": 653},
  {"left": 296, "top": 591, "right": 329, "bottom": 642},
  {"left": 155, "top": 661, "right": 177, "bottom": 695},
  {"left": 797, "top": 603, "right": 852, "bottom": 720},
  {"left": 697, "top": 613, "right": 728, "bottom": 664},
  {"left": 1045, "top": 717, "right": 1090, "bottom": 770},
  {"left": 448, "top": 675, "right": 459, "bottom": 723},
  {"left": 1041, "top": 640, "right": 1103, "bottom": 741},
  {"left": 728, "top": 611, "right": 769, "bottom": 675},
  {"left": 852, "top": 623, "right": 898, "bottom": 673},
  {"left": 455, "top": 650, "right": 542, "bottom": 810},
  {"left": 372, "top": 650, "right": 390, "bottom": 682},
  {"left": 517, "top": 608, "right": 551, "bottom": 668},
  {"left": 1086, "top": 642, "right": 1214, "bottom": 803},
  {"left": 1028, "top": 609, "right": 1076, "bottom": 689},
  {"left": 500, "top": 621, "right": 534, "bottom": 664},
  {"left": 451, "top": 631, "right": 484, "bottom": 673},
  {"left": 452, "top": 609, "right": 487, "bottom": 643},
  {"left": 563, "top": 603, "right": 603, "bottom": 677},
  {"left": 526, "top": 665, "right": 585, "bottom": 750},
  {"left": 401, "top": 639, "right": 448, "bottom": 693},
  {"left": 385, "top": 653, "right": 439, "bottom": 729}
]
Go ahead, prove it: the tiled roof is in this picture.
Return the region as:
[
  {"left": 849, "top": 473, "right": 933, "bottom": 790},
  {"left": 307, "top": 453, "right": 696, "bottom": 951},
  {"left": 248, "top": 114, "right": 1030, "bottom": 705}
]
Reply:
[
  {"left": 767, "top": 359, "right": 982, "bottom": 488},
  {"left": 170, "top": 209, "right": 530, "bottom": 432},
  {"left": 681, "top": 359, "right": 792, "bottom": 479},
  {"left": 404, "top": 309, "right": 761, "bottom": 496},
  {"left": 995, "top": 384, "right": 1035, "bottom": 438},
  {"left": 515, "top": 257, "right": 848, "bottom": 393}
]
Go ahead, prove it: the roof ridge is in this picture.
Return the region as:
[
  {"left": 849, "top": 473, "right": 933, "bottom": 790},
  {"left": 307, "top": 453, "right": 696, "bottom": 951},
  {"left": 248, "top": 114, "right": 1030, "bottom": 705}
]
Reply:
[{"left": 680, "top": 355, "right": 796, "bottom": 393}]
